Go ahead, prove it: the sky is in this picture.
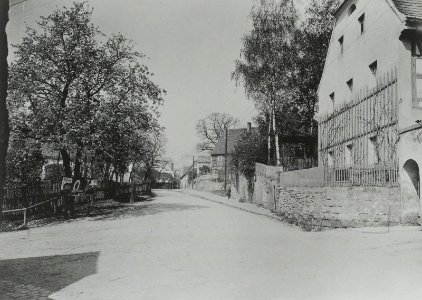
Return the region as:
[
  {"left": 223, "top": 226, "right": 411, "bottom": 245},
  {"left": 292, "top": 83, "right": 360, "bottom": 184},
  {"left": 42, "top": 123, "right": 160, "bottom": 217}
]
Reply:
[{"left": 7, "top": 0, "right": 305, "bottom": 162}]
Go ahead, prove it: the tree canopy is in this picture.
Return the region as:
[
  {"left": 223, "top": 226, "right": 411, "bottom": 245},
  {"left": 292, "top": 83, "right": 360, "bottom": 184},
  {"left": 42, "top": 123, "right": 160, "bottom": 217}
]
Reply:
[
  {"left": 7, "top": 2, "right": 166, "bottom": 182},
  {"left": 233, "top": 0, "right": 339, "bottom": 166},
  {"left": 196, "top": 112, "right": 239, "bottom": 146}
]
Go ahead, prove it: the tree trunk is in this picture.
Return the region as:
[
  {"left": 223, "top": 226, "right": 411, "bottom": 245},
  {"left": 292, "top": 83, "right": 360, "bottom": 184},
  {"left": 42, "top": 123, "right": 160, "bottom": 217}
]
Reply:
[
  {"left": 82, "top": 152, "right": 88, "bottom": 178},
  {"left": 267, "top": 112, "right": 272, "bottom": 165},
  {"left": 60, "top": 148, "right": 72, "bottom": 177},
  {"left": 273, "top": 102, "right": 281, "bottom": 166},
  {"left": 0, "top": 0, "right": 9, "bottom": 225},
  {"left": 104, "top": 163, "right": 110, "bottom": 181},
  {"left": 73, "top": 147, "right": 83, "bottom": 179}
]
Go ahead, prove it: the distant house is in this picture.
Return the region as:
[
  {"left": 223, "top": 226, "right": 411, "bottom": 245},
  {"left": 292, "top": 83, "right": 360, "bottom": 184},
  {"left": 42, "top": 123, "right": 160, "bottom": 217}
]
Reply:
[
  {"left": 210, "top": 122, "right": 253, "bottom": 180},
  {"left": 317, "top": 0, "right": 422, "bottom": 222},
  {"left": 195, "top": 149, "right": 211, "bottom": 175},
  {"left": 41, "top": 144, "right": 63, "bottom": 180}
]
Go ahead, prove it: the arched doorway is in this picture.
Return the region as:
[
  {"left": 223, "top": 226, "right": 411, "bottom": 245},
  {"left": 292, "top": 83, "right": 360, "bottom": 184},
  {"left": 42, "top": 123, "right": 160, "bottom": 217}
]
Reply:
[
  {"left": 401, "top": 159, "right": 420, "bottom": 224},
  {"left": 403, "top": 159, "right": 420, "bottom": 198}
]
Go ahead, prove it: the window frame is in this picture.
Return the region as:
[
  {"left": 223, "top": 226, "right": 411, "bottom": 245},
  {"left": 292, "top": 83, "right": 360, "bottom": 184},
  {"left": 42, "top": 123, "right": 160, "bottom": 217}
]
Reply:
[
  {"left": 329, "top": 92, "right": 335, "bottom": 109},
  {"left": 369, "top": 60, "right": 377, "bottom": 77},
  {"left": 411, "top": 40, "right": 422, "bottom": 109},
  {"left": 328, "top": 150, "right": 335, "bottom": 167},
  {"left": 345, "top": 143, "right": 354, "bottom": 167},
  {"left": 346, "top": 78, "right": 353, "bottom": 93},
  {"left": 338, "top": 36, "right": 344, "bottom": 55},
  {"left": 368, "top": 135, "right": 379, "bottom": 166},
  {"left": 358, "top": 13, "right": 365, "bottom": 35},
  {"left": 348, "top": 4, "right": 356, "bottom": 16}
]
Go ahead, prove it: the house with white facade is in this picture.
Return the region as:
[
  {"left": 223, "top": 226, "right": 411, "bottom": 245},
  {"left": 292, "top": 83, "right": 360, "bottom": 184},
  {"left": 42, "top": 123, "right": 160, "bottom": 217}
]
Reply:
[{"left": 318, "top": 0, "right": 422, "bottom": 223}]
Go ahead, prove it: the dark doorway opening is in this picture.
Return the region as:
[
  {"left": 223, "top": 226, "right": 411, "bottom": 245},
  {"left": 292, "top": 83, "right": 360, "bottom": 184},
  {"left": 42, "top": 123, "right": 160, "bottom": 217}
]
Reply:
[{"left": 404, "top": 159, "right": 420, "bottom": 198}]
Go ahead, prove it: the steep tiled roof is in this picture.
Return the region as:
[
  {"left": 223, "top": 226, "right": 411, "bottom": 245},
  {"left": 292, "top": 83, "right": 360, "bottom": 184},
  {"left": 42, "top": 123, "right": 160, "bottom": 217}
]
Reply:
[
  {"left": 210, "top": 128, "right": 248, "bottom": 156},
  {"left": 391, "top": 0, "right": 422, "bottom": 20},
  {"left": 335, "top": 0, "right": 422, "bottom": 21}
]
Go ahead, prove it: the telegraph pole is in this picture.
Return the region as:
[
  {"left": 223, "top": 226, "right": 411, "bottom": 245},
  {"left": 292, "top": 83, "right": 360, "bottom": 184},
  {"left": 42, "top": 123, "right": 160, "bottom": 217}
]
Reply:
[
  {"left": 224, "top": 128, "right": 228, "bottom": 191},
  {"left": 191, "top": 156, "right": 195, "bottom": 189}
]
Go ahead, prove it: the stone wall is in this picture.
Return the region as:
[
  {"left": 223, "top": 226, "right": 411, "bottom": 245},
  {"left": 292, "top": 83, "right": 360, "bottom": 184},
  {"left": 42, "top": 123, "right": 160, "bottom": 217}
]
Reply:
[
  {"left": 275, "top": 186, "right": 401, "bottom": 230},
  {"left": 251, "top": 164, "right": 407, "bottom": 230}
]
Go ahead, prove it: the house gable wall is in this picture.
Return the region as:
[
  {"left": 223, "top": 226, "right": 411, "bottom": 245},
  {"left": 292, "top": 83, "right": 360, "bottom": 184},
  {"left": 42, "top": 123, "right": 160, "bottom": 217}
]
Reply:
[{"left": 318, "top": 0, "right": 404, "bottom": 116}]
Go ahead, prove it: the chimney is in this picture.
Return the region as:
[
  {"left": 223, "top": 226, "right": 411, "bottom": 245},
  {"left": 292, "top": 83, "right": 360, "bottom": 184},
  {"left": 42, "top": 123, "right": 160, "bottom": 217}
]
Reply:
[{"left": 247, "top": 122, "right": 251, "bottom": 132}]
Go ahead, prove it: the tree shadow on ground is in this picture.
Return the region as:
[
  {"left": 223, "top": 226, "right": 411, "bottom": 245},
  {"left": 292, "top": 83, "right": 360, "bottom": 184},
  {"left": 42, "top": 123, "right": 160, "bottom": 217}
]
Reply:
[
  {"left": 0, "top": 251, "right": 99, "bottom": 299},
  {"left": 89, "top": 202, "right": 207, "bottom": 221},
  {"left": 23, "top": 200, "right": 208, "bottom": 229}
]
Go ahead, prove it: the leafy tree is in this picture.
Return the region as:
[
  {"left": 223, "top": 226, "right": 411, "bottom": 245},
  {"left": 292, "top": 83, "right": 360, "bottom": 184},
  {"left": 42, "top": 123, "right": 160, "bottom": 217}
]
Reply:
[
  {"left": 290, "top": 0, "right": 340, "bottom": 135},
  {"left": 233, "top": 0, "right": 340, "bottom": 166},
  {"left": 232, "top": 0, "right": 298, "bottom": 166},
  {"left": 0, "top": 0, "right": 9, "bottom": 222},
  {"left": 8, "top": 3, "right": 165, "bottom": 179},
  {"left": 232, "top": 130, "right": 267, "bottom": 179},
  {"left": 6, "top": 134, "right": 44, "bottom": 187},
  {"left": 135, "top": 130, "right": 167, "bottom": 182},
  {"left": 196, "top": 112, "right": 239, "bottom": 146}
]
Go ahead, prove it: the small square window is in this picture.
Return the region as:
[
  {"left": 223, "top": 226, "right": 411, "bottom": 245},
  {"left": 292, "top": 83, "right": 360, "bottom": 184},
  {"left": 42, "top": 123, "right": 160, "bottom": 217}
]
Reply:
[
  {"left": 338, "top": 36, "right": 344, "bottom": 55},
  {"left": 328, "top": 151, "right": 335, "bottom": 167},
  {"left": 369, "top": 60, "right": 377, "bottom": 76},
  {"left": 345, "top": 144, "right": 353, "bottom": 166},
  {"left": 358, "top": 13, "right": 365, "bottom": 34},
  {"left": 368, "top": 136, "right": 379, "bottom": 165},
  {"left": 347, "top": 78, "right": 353, "bottom": 92}
]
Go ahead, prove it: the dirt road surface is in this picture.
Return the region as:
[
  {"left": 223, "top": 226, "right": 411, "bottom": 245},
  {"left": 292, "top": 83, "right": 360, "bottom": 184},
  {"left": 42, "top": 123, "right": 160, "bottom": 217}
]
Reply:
[{"left": 1, "top": 190, "right": 422, "bottom": 300}]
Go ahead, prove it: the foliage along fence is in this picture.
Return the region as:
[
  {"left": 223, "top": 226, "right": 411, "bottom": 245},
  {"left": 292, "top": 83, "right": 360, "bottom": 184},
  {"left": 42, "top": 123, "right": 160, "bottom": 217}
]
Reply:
[
  {"left": 3, "top": 181, "right": 61, "bottom": 212},
  {"left": 281, "top": 157, "right": 318, "bottom": 172},
  {"left": 2, "top": 180, "right": 152, "bottom": 221},
  {"left": 318, "top": 68, "right": 399, "bottom": 187}
]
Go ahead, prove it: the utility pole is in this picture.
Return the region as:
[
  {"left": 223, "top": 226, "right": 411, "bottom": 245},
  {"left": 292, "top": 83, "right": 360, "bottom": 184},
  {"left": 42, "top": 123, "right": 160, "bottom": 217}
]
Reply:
[
  {"left": 191, "top": 156, "right": 195, "bottom": 189},
  {"left": 224, "top": 128, "right": 228, "bottom": 191}
]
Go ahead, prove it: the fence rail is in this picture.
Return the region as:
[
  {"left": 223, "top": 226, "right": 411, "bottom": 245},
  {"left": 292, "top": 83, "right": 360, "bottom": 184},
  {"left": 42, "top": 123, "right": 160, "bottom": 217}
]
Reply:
[
  {"left": 3, "top": 182, "right": 61, "bottom": 212},
  {"left": 2, "top": 180, "right": 152, "bottom": 223},
  {"left": 324, "top": 165, "right": 399, "bottom": 187}
]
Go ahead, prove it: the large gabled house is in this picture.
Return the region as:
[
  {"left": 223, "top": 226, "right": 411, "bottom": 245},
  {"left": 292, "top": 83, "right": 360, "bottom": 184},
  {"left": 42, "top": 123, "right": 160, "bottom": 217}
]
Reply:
[{"left": 318, "top": 0, "right": 422, "bottom": 223}]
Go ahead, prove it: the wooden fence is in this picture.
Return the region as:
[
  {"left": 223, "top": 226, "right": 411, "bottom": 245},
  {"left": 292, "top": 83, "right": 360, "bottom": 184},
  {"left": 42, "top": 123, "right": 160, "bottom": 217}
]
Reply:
[
  {"left": 318, "top": 69, "right": 399, "bottom": 187},
  {"left": 3, "top": 181, "right": 61, "bottom": 212},
  {"left": 2, "top": 180, "right": 152, "bottom": 223}
]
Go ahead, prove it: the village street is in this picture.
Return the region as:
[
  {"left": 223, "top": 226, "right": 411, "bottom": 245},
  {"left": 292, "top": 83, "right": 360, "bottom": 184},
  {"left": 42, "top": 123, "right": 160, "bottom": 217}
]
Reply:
[{"left": 1, "top": 190, "right": 422, "bottom": 300}]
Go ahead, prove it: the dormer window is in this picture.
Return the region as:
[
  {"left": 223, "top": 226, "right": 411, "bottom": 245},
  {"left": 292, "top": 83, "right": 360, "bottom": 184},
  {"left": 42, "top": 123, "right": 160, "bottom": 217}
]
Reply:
[
  {"left": 339, "top": 36, "right": 344, "bottom": 55},
  {"left": 348, "top": 4, "right": 356, "bottom": 15},
  {"left": 358, "top": 14, "right": 365, "bottom": 35}
]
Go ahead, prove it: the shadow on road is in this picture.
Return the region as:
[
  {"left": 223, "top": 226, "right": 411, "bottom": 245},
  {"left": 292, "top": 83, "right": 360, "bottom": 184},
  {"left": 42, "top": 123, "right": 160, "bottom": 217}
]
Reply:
[
  {"left": 90, "top": 202, "right": 207, "bottom": 221},
  {"left": 0, "top": 251, "right": 99, "bottom": 299}
]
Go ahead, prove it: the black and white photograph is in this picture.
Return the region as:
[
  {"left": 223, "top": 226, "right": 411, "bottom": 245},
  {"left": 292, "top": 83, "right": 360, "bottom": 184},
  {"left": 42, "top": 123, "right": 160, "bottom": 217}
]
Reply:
[{"left": 1, "top": 0, "right": 422, "bottom": 299}]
